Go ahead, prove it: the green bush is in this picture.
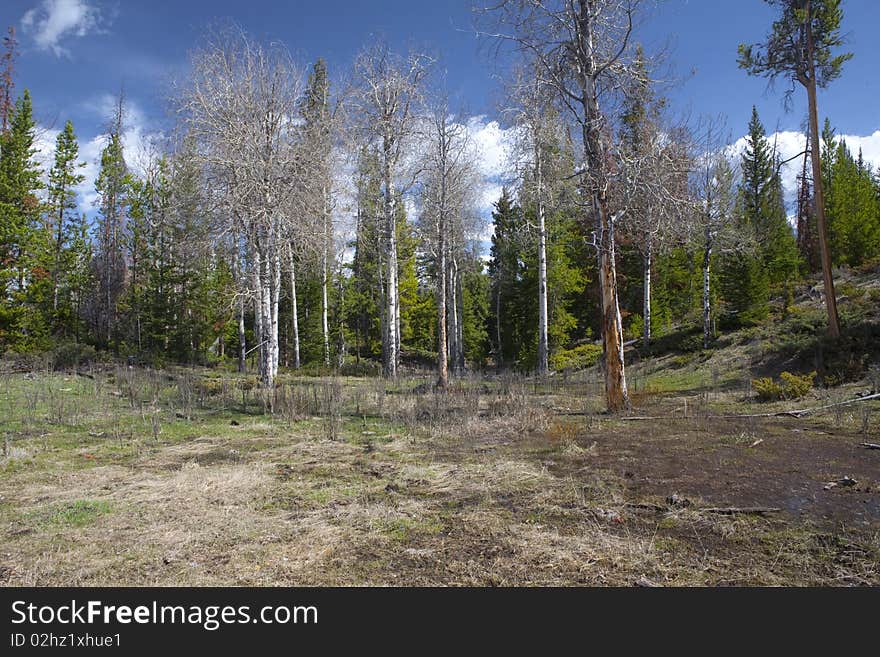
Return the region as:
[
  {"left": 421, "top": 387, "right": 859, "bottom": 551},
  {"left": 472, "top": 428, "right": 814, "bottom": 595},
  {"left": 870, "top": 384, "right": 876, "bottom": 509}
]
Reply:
[
  {"left": 779, "top": 371, "right": 816, "bottom": 399},
  {"left": 753, "top": 371, "right": 815, "bottom": 401},
  {"left": 551, "top": 343, "right": 603, "bottom": 372},
  {"left": 676, "top": 333, "right": 706, "bottom": 353},
  {"left": 338, "top": 360, "right": 381, "bottom": 377},
  {"left": 51, "top": 342, "right": 97, "bottom": 370},
  {"left": 752, "top": 377, "right": 783, "bottom": 402}
]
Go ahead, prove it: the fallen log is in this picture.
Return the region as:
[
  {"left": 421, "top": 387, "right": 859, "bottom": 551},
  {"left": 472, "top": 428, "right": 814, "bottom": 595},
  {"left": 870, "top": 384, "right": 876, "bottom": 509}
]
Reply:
[
  {"left": 700, "top": 507, "right": 781, "bottom": 516},
  {"left": 624, "top": 502, "right": 781, "bottom": 516},
  {"left": 624, "top": 502, "right": 667, "bottom": 512},
  {"left": 861, "top": 443, "right": 880, "bottom": 450}
]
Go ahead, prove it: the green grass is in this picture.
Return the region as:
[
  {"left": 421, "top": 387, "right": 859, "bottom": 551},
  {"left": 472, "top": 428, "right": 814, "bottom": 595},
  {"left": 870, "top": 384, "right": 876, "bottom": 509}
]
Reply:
[{"left": 30, "top": 499, "right": 112, "bottom": 528}]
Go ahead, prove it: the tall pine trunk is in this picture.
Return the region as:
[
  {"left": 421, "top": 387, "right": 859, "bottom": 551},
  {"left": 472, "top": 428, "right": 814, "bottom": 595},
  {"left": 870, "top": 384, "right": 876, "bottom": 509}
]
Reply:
[
  {"left": 578, "top": 3, "right": 629, "bottom": 412},
  {"left": 597, "top": 210, "right": 629, "bottom": 411},
  {"left": 805, "top": 5, "right": 840, "bottom": 339}
]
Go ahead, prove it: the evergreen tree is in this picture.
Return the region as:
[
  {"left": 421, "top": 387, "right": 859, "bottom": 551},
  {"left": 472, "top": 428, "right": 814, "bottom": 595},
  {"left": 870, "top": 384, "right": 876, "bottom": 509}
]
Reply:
[
  {"left": 91, "top": 111, "right": 129, "bottom": 350},
  {"left": 487, "top": 189, "right": 526, "bottom": 369},
  {"left": 66, "top": 213, "right": 94, "bottom": 343},
  {"left": 738, "top": 0, "right": 851, "bottom": 339},
  {"left": 45, "top": 120, "right": 86, "bottom": 335},
  {"left": 346, "top": 147, "right": 384, "bottom": 362},
  {"left": 828, "top": 141, "right": 880, "bottom": 266},
  {"left": 0, "top": 90, "right": 46, "bottom": 350},
  {"left": 722, "top": 107, "right": 798, "bottom": 324}
]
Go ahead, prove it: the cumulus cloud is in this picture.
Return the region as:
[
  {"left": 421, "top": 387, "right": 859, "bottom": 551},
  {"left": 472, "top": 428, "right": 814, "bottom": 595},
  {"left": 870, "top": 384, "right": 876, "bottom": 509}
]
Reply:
[
  {"left": 464, "top": 115, "right": 519, "bottom": 218},
  {"left": 729, "top": 129, "right": 880, "bottom": 215},
  {"left": 34, "top": 95, "right": 161, "bottom": 215},
  {"left": 21, "top": 0, "right": 106, "bottom": 57},
  {"left": 465, "top": 116, "right": 518, "bottom": 181}
]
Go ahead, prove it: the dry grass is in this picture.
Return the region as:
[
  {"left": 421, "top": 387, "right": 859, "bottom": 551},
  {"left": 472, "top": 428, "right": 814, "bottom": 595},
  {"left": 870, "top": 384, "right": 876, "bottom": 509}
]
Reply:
[{"left": 0, "top": 365, "right": 878, "bottom": 586}]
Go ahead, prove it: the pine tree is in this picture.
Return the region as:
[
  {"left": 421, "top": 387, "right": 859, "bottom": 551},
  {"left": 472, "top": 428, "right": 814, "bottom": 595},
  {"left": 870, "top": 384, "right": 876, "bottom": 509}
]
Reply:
[
  {"left": 92, "top": 105, "right": 129, "bottom": 350},
  {"left": 738, "top": 0, "right": 851, "bottom": 338},
  {"left": 301, "top": 58, "right": 333, "bottom": 366},
  {"left": 828, "top": 141, "right": 880, "bottom": 266},
  {"left": 65, "top": 213, "right": 93, "bottom": 343},
  {"left": 0, "top": 27, "right": 17, "bottom": 134},
  {"left": 723, "top": 106, "right": 798, "bottom": 324},
  {"left": 46, "top": 120, "right": 86, "bottom": 335},
  {"left": 346, "top": 147, "right": 384, "bottom": 362},
  {"left": 0, "top": 90, "right": 46, "bottom": 350},
  {"left": 487, "top": 189, "right": 525, "bottom": 369}
]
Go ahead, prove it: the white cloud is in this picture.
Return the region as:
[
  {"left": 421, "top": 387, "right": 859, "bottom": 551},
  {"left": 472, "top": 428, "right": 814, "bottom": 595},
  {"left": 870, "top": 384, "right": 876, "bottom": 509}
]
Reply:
[
  {"left": 464, "top": 115, "right": 519, "bottom": 218},
  {"left": 839, "top": 130, "right": 880, "bottom": 171},
  {"left": 34, "top": 95, "right": 161, "bottom": 214},
  {"left": 21, "top": 0, "right": 105, "bottom": 57},
  {"left": 465, "top": 115, "right": 518, "bottom": 181},
  {"left": 729, "top": 129, "right": 880, "bottom": 214}
]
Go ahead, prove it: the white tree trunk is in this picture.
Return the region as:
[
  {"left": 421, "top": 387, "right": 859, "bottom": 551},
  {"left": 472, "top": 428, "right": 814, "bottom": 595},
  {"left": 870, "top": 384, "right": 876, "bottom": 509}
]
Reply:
[
  {"left": 643, "top": 238, "right": 652, "bottom": 346},
  {"left": 437, "top": 211, "right": 449, "bottom": 389},
  {"left": 446, "top": 255, "right": 458, "bottom": 374},
  {"left": 536, "top": 150, "right": 549, "bottom": 375},
  {"left": 288, "top": 247, "right": 300, "bottom": 369},
  {"left": 259, "top": 251, "right": 273, "bottom": 388},
  {"left": 703, "top": 227, "right": 712, "bottom": 349},
  {"left": 382, "top": 156, "right": 399, "bottom": 378},
  {"left": 321, "top": 188, "right": 331, "bottom": 367},
  {"left": 271, "top": 251, "right": 281, "bottom": 380},
  {"left": 233, "top": 236, "right": 246, "bottom": 373},
  {"left": 455, "top": 266, "right": 464, "bottom": 372},
  {"left": 252, "top": 249, "right": 264, "bottom": 379}
]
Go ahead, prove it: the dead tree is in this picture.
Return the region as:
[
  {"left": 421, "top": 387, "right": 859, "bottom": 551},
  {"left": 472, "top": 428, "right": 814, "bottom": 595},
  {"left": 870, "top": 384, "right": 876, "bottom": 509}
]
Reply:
[
  {"left": 352, "top": 40, "right": 432, "bottom": 378},
  {"left": 483, "top": 0, "right": 648, "bottom": 411},
  {"left": 418, "top": 98, "right": 481, "bottom": 388},
  {"left": 179, "top": 27, "right": 305, "bottom": 390}
]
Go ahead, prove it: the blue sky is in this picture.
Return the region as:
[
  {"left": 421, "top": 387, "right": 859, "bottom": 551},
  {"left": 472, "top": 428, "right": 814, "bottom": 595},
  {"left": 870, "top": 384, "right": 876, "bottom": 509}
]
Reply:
[{"left": 2, "top": 0, "right": 879, "bottom": 220}]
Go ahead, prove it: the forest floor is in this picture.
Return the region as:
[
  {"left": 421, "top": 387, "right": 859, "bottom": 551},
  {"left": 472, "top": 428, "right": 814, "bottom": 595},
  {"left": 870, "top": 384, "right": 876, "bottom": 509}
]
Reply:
[
  {"left": 1, "top": 270, "right": 879, "bottom": 586},
  {"left": 1, "top": 362, "right": 877, "bottom": 586}
]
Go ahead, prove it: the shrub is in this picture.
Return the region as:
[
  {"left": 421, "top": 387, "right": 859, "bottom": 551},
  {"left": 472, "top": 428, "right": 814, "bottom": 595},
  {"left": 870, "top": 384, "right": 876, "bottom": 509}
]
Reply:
[
  {"left": 550, "top": 343, "right": 602, "bottom": 372},
  {"left": 752, "top": 377, "right": 783, "bottom": 402},
  {"left": 753, "top": 371, "right": 815, "bottom": 401},
  {"left": 51, "top": 342, "right": 97, "bottom": 370},
  {"left": 779, "top": 371, "right": 816, "bottom": 399},
  {"left": 676, "top": 333, "right": 706, "bottom": 353},
  {"left": 338, "top": 360, "right": 381, "bottom": 377}
]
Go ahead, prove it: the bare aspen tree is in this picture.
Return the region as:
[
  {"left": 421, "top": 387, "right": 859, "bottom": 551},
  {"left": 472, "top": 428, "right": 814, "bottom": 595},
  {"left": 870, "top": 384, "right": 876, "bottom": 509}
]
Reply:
[
  {"left": 689, "top": 123, "right": 737, "bottom": 349},
  {"left": 287, "top": 244, "right": 301, "bottom": 369},
  {"left": 418, "top": 97, "right": 481, "bottom": 388},
  {"left": 506, "top": 64, "right": 559, "bottom": 375},
  {"left": 353, "top": 40, "right": 432, "bottom": 378},
  {"left": 617, "top": 92, "right": 692, "bottom": 344},
  {"left": 617, "top": 48, "right": 689, "bottom": 346},
  {"left": 483, "top": 0, "right": 646, "bottom": 411},
  {"left": 179, "top": 28, "right": 305, "bottom": 390}
]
